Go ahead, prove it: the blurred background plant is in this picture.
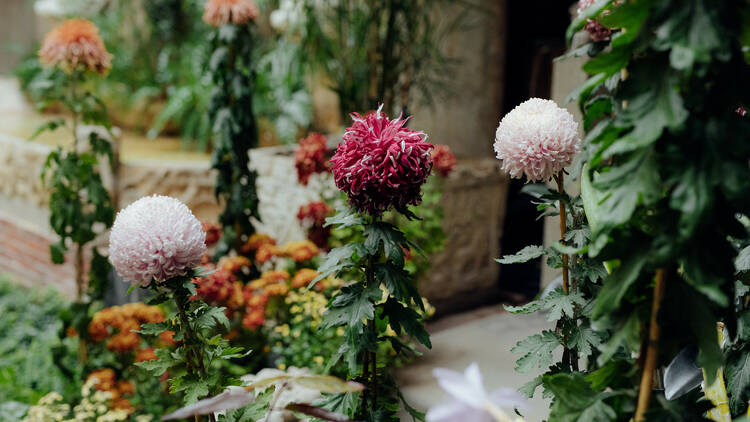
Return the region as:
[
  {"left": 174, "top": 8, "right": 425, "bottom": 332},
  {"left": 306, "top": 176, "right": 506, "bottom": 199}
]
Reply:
[
  {"left": 16, "top": 0, "right": 312, "bottom": 150},
  {"left": 288, "top": 0, "right": 477, "bottom": 118}
]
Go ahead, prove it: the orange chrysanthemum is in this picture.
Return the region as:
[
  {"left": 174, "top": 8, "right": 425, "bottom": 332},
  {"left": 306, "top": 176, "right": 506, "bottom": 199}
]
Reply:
[
  {"left": 282, "top": 240, "right": 320, "bottom": 262},
  {"left": 242, "top": 233, "right": 276, "bottom": 253},
  {"left": 203, "top": 0, "right": 259, "bottom": 27},
  {"left": 39, "top": 19, "right": 112, "bottom": 74},
  {"left": 135, "top": 347, "right": 157, "bottom": 362},
  {"left": 256, "top": 243, "right": 283, "bottom": 263},
  {"left": 291, "top": 268, "right": 320, "bottom": 289}
]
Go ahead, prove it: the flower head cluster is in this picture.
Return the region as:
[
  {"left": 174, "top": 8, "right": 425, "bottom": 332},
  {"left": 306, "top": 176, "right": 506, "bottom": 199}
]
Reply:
[
  {"left": 494, "top": 98, "right": 580, "bottom": 182},
  {"left": 296, "top": 132, "right": 329, "bottom": 185},
  {"left": 109, "top": 195, "right": 206, "bottom": 287},
  {"left": 39, "top": 19, "right": 112, "bottom": 74},
  {"left": 202, "top": 221, "right": 222, "bottom": 248},
  {"left": 193, "top": 267, "right": 244, "bottom": 310},
  {"left": 577, "top": 0, "right": 612, "bottom": 42},
  {"left": 203, "top": 0, "right": 259, "bottom": 26},
  {"left": 297, "top": 201, "right": 333, "bottom": 249},
  {"left": 432, "top": 145, "right": 457, "bottom": 177},
  {"left": 85, "top": 371, "right": 136, "bottom": 416},
  {"left": 282, "top": 240, "right": 320, "bottom": 262},
  {"left": 241, "top": 233, "right": 276, "bottom": 254},
  {"left": 331, "top": 108, "right": 434, "bottom": 215},
  {"left": 88, "top": 303, "right": 166, "bottom": 353}
]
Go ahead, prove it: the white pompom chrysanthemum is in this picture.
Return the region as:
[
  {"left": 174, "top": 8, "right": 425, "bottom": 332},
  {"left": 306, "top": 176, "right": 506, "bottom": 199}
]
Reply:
[
  {"left": 109, "top": 195, "right": 206, "bottom": 287},
  {"left": 494, "top": 98, "right": 580, "bottom": 182}
]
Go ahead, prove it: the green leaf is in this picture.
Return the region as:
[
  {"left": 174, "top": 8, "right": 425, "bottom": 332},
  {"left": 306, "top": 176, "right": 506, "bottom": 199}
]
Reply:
[
  {"left": 736, "top": 246, "right": 750, "bottom": 272},
  {"left": 383, "top": 298, "right": 432, "bottom": 348},
  {"left": 325, "top": 208, "right": 364, "bottom": 228},
  {"left": 49, "top": 242, "right": 66, "bottom": 265},
  {"left": 312, "top": 243, "right": 364, "bottom": 286},
  {"left": 504, "top": 299, "right": 544, "bottom": 315},
  {"left": 601, "top": 70, "right": 688, "bottom": 158},
  {"left": 321, "top": 283, "right": 381, "bottom": 329},
  {"left": 511, "top": 330, "right": 562, "bottom": 373},
  {"left": 136, "top": 321, "right": 169, "bottom": 336},
  {"left": 568, "top": 324, "right": 604, "bottom": 360},
  {"left": 593, "top": 251, "right": 648, "bottom": 319},
  {"left": 30, "top": 119, "right": 65, "bottom": 140},
  {"left": 518, "top": 375, "right": 543, "bottom": 398},
  {"left": 375, "top": 263, "right": 423, "bottom": 310},
  {"left": 363, "top": 222, "right": 408, "bottom": 265},
  {"left": 195, "top": 306, "right": 230, "bottom": 332},
  {"left": 134, "top": 347, "right": 175, "bottom": 375},
  {"left": 495, "top": 245, "right": 545, "bottom": 264},
  {"left": 726, "top": 348, "right": 750, "bottom": 415},
  {"left": 544, "top": 373, "right": 618, "bottom": 422},
  {"left": 544, "top": 289, "right": 587, "bottom": 322}
]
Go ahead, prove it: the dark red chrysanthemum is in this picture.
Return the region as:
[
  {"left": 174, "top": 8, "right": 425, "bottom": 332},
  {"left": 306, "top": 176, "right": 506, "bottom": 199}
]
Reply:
[
  {"left": 295, "top": 132, "right": 329, "bottom": 185},
  {"left": 431, "top": 145, "right": 457, "bottom": 177},
  {"left": 330, "top": 108, "right": 434, "bottom": 216},
  {"left": 297, "top": 201, "right": 332, "bottom": 226},
  {"left": 297, "top": 201, "right": 333, "bottom": 249}
]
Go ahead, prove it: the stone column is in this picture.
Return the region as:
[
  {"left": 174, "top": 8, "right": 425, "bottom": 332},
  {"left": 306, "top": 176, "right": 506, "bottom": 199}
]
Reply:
[{"left": 0, "top": 0, "right": 36, "bottom": 74}]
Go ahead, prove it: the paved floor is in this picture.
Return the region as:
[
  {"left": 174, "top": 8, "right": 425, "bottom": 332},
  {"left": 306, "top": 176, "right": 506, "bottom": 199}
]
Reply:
[{"left": 397, "top": 305, "right": 553, "bottom": 421}]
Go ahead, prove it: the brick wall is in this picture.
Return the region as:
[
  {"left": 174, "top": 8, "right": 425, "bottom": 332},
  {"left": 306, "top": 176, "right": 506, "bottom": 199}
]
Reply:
[{"left": 0, "top": 212, "right": 76, "bottom": 297}]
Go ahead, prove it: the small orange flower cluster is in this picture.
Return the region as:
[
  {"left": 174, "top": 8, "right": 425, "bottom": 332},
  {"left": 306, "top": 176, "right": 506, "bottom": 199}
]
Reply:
[
  {"left": 245, "top": 234, "right": 320, "bottom": 264},
  {"left": 88, "top": 303, "right": 166, "bottom": 353},
  {"left": 242, "top": 270, "right": 290, "bottom": 329},
  {"left": 86, "top": 369, "right": 136, "bottom": 414},
  {"left": 283, "top": 240, "right": 320, "bottom": 262}
]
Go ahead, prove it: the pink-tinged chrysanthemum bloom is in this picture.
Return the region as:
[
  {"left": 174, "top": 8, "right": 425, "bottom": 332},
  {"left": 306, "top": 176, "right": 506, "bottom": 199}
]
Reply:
[
  {"left": 109, "top": 195, "right": 206, "bottom": 287},
  {"left": 330, "top": 106, "right": 434, "bottom": 216},
  {"left": 203, "top": 0, "right": 259, "bottom": 27},
  {"left": 427, "top": 363, "right": 527, "bottom": 422},
  {"left": 577, "top": 0, "right": 611, "bottom": 42},
  {"left": 295, "top": 132, "right": 329, "bottom": 185},
  {"left": 494, "top": 98, "right": 580, "bottom": 182},
  {"left": 38, "top": 19, "right": 112, "bottom": 74},
  {"left": 432, "top": 144, "right": 457, "bottom": 177}
]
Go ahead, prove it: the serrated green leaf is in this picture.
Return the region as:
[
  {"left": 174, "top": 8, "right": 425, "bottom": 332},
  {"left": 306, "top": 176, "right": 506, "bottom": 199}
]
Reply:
[
  {"left": 511, "top": 330, "right": 562, "bottom": 373},
  {"left": 363, "top": 222, "right": 408, "bottom": 265},
  {"left": 544, "top": 289, "right": 587, "bottom": 322},
  {"left": 311, "top": 244, "right": 363, "bottom": 287},
  {"left": 495, "top": 245, "right": 545, "bottom": 264},
  {"left": 504, "top": 299, "right": 544, "bottom": 315},
  {"left": 325, "top": 208, "right": 364, "bottom": 228}
]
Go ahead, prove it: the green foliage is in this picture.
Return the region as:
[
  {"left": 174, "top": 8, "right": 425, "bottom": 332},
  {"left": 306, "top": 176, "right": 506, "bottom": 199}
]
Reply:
[
  {"left": 298, "top": 0, "right": 477, "bottom": 117},
  {"left": 0, "top": 277, "right": 77, "bottom": 405},
  {"left": 207, "top": 23, "right": 261, "bottom": 260},
  {"left": 135, "top": 273, "right": 248, "bottom": 405},
  {"left": 528, "top": 0, "right": 750, "bottom": 419},
  {"left": 319, "top": 210, "right": 430, "bottom": 421}
]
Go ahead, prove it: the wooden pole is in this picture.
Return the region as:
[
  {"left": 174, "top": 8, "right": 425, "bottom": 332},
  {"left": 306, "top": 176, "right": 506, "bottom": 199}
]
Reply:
[{"left": 635, "top": 269, "right": 668, "bottom": 421}]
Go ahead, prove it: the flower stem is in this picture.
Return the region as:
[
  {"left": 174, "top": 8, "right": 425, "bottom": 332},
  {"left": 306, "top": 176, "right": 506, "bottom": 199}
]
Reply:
[
  {"left": 554, "top": 171, "right": 569, "bottom": 295},
  {"left": 635, "top": 268, "right": 668, "bottom": 421}
]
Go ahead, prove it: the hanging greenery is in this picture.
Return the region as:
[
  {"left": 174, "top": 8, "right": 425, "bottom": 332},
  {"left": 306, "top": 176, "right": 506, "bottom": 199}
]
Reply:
[
  {"left": 203, "top": 1, "right": 262, "bottom": 260},
  {"left": 503, "top": 0, "right": 750, "bottom": 420}
]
